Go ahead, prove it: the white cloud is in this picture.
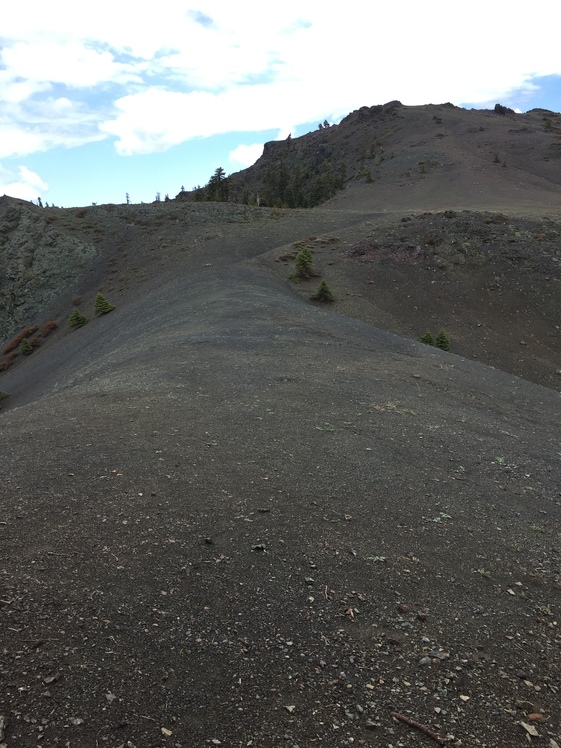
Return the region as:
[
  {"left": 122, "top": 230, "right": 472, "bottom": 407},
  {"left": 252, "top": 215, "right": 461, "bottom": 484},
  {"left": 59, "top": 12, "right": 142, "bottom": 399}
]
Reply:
[
  {"left": 0, "top": 164, "right": 48, "bottom": 201},
  {"left": 1, "top": 42, "right": 140, "bottom": 88},
  {"left": 0, "top": 127, "right": 48, "bottom": 159},
  {"left": 1, "top": 1, "right": 561, "bottom": 158},
  {"left": 99, "top": 84, "right": 305, "bottom": 154},
  {"left": 0, "top": 96, "right": 105, "bottom": 157},
  {"left": 229, "top": 143, "right": 264, "bottom": 168}
]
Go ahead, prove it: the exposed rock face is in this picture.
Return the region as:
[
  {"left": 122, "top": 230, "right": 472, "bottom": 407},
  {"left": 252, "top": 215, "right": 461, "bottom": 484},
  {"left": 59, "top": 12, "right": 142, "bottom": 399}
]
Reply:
[{"left": 0, "top": 197, "right": 98, "bottom": 340}]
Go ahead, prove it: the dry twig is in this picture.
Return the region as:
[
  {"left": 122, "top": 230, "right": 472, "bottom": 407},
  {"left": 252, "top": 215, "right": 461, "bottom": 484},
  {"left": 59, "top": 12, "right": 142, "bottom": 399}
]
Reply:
[{"left": 390, "top": 711, "right": 447, "bottom": 745}]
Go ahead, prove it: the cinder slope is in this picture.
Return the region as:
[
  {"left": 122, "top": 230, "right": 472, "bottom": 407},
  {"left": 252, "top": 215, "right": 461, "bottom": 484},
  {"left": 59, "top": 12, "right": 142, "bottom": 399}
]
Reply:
[
  {"left": 1, "top": 103, "right": 561, "bottom": 747},
  {"left": 1, "top": 261, "right": 560, "bottom": 747}
]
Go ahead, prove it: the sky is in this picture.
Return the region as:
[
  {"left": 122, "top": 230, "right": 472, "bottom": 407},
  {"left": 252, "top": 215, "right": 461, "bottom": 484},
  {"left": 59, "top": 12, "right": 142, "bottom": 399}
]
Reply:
[{"left": 1, "top": 1, "right": 561, "bottom": 207}]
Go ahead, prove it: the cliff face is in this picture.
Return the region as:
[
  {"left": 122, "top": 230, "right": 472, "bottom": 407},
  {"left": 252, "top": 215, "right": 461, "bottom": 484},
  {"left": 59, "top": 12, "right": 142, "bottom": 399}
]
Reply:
[{"left": 0, "top": 197, "right": 98, "bottom": 339}]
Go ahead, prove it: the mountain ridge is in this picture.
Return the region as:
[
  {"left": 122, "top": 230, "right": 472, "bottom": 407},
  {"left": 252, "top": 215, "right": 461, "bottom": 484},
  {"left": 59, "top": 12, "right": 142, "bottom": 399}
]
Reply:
[{"left": 1, "top": 100, "right": 560, "bottom": 748}]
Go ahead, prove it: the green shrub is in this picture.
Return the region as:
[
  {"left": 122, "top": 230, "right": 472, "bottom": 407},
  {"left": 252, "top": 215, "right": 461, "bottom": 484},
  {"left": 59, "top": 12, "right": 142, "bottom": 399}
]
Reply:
[
  {"left": 3, "top": 326, "right": 39, "bottom": 354},
  {"left": 0, "top": 391, "right": 8, "bottom": 401},
  {"left": 435, "top": 329, "right": 451, "bottom": 351},
  {"left": 421, "top": 330, "right": 435, "bottom": 346},
  {"left": 311, "top": 279, "right": 335, "bottom": 302},
  {"left": 94, "top": 292, "right": 115, "bottom": 316},
  {"left": 19, "top": 338, "right": 33, "bottom": 355},
  {"left": 295, "top": 247, "right": 314, "bottom": 279},
  {"left": 68, "top": 308, "right": 88, "bottom": 329}
]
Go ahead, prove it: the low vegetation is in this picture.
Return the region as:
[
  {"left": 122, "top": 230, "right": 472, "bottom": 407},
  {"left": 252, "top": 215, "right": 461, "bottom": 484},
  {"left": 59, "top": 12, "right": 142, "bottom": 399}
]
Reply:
[
  {"left": 19, "top": 338, "right": 33, "bottom": 355},
  {"left": 421, "top": 329, "right": 451, "bottom": 351},
  {"left": 435, "top": 329, "right": 451, "bottom": 351},
  {"left": 94, "top": 292, "right": 115, "bottom": 316},
  {"left": 0, "top": 319, "right": 60, "bottom": 370},
  {"left": 421, "top": 330, "right": 435, "bottom": 346},
  {"left": 294, "top": 248, "right": 314, "bottom": 279},
  {"left": 3, "top": 326, "right": 39, "bottom": 355},
  {"left": 68, "top": 309, "right": 88, "bottom": 329},
  {"left": 311, "top": 279, "right": 335, "bottom": 302}
]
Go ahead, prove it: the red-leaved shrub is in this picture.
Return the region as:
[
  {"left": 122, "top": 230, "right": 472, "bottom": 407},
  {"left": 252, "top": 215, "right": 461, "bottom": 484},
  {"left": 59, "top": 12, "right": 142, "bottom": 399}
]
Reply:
[
  {"left": 41, "top": 320, "right": 59, "bottom": 336},
  {"left": 3, "top": 326, "right": 39, "bottom": 354}
]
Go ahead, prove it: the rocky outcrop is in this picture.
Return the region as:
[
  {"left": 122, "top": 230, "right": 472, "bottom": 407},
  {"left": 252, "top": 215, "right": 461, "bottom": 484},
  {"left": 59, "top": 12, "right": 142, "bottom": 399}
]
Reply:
[{"left": 0, "top": 197, "right": 98, "bottom": 342}]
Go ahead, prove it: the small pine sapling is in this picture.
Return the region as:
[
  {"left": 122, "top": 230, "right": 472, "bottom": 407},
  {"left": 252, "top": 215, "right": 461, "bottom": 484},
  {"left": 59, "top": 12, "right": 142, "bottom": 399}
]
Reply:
[
  {"left": 421, "top": 330, "right": 435, "bottom": 346},
  {"left": 312, "top": 279, "right": 335, "bottom": 302},
  {"left": 94, "top": 292, "right": 115, "bottom": 316},
  {"left": 435, "top": 329, "right": 451, "bottom": 351},
  {"left": 19, "top": 338, "right": 33, "bottom": 355},
  {"left": 68, "top": 308, "right": 88, "bottom": 329},
  {"left": 295, "top": 247, "right": 314, "bottom": 279}
]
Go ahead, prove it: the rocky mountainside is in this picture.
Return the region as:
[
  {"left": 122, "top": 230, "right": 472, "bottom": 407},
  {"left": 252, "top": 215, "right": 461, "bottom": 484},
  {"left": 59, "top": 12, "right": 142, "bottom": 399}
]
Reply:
[
  {"left": 0, "top": 196, "right": 98, "bottom": 340},
  {"left": 3, "top": 101, "right": 561, "bottom": 349},
  {"left": 218, "top": 101, "right": 561, "bottom": 209},
  {"left": 2, "top": 102, "right": 561, "bottom": 388},
  {"left": 1, "top": 102, "right": 561, "bottom": 748}
]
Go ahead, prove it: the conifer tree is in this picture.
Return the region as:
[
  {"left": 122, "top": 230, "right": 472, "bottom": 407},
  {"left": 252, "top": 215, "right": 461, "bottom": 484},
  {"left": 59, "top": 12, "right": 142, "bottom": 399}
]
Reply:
[
  {"left": 19, "top": 338, "right": 33, "bottom": 355},
  {"left": 68, "top": 308, "right": 88, "bottom": 329},
  {"left": 311, "top": 279, "right": 335, "bottom": 302},
  {"left": 206, "top": 167, "right": 229, "bottom": 201},
  {"left": 435, "top": 329, "right": 451, "bottom": 351},
  {"left": 295, "top": 247, "right": 314, "bottom": 278},
  {"left": 94, "top": 292, "right": 115, "bottom": 316},
  {"left": 421, "top": 330, "right": 435, "bottom": 346}
]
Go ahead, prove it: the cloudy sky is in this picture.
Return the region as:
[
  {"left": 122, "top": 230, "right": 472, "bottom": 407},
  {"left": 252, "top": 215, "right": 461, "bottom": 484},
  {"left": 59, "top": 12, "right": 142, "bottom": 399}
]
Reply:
[{"left": 1, "top": 0, "right": 560, "bottom": 206}]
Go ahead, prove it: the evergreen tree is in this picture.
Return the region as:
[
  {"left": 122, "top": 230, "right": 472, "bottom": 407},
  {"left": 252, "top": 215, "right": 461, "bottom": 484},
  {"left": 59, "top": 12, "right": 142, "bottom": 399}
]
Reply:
[
  {"left": 311, "top": 279, "right": 334, "bottom": 302},
  {"left": 435, "top": 329, "right": 451, "bottom": 351},
  {"left": 94, "top": 292, "right": 115, "bottom": 316},
  {"left": 421, "top": 330, "right": 435, "bottom": 346},
  {"left": 295, "top": 247, "right": 314, "bottom": 278},
  {"left": 19, "top": 338, "right": 33, "bottom": 355},
  {"left": 68, "top": 309, "right": 88, "bottom": 329},
  {"left": 206, "top": 167, "right": 229, "bottom": 201}
]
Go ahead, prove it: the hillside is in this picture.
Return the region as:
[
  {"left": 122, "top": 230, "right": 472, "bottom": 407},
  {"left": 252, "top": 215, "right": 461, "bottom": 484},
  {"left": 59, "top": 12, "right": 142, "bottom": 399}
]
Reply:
[
  {"left": 224, "top": 101, "right": 561, "bottom": 210},
  {"left": 1, "top": 103, "right": 561, "bottom": 748}
]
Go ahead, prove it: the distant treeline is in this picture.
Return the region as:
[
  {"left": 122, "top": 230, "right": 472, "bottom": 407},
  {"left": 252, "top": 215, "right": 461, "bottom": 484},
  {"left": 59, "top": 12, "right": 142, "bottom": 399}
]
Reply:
[{"left": 178, "top": 155, "right": 347, "bottom": 208}]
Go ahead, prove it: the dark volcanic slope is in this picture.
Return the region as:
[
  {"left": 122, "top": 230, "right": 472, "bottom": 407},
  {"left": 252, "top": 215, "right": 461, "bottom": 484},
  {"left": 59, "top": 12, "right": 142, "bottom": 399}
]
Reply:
[
  {"left": 1, "top": 261, "right": 561, "bottom": 748},
  {"left": 1, "top": 103, "right": 561, "bottom": 748},
  {"left": 260, "top": 209, "right": 561, "bottom": 391}
]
